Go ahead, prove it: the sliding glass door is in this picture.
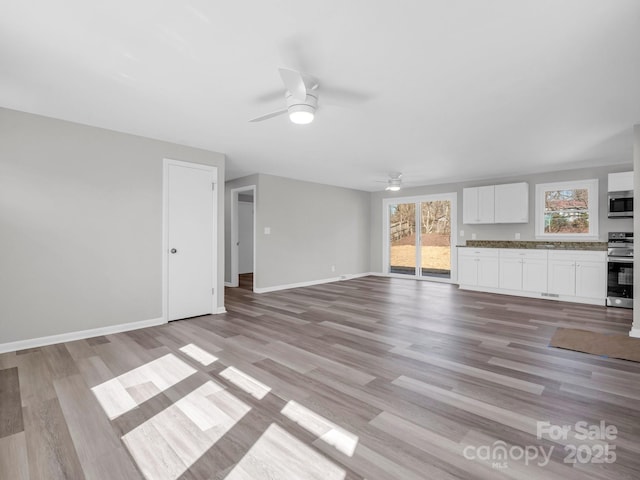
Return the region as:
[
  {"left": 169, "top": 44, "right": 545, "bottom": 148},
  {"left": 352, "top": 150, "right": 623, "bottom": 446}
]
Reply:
[
  {"left": 385, "top": 193, "right": 456, "bottom": 280},
  {"left": 419, "top": 200, "right": 452, "bottom": 278},
  {"left": 389, "top": 203, "right": 417, "bottom": 275}
]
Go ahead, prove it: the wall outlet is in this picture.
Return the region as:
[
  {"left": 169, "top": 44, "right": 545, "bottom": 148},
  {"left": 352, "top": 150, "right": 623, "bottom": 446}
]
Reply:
[
  {"left": 264, "top": 227, "right": 271, "bottom": 235},
  {"left": 515, "top": 232, "right": 521, "bottom": 240},
  {"left": 331, "top": 265, "right": 336, "bottom": 272},
  {"left": 471, "top": 233, "right": 477, "bottom": 240},
  {"left": 460, "top": 230, "right": 464, "bottom": 237}
]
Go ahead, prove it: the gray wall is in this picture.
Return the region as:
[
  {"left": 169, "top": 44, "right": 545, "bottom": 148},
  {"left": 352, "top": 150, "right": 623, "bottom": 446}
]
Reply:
[
  {"left": 225, "top": 174, "right": 370, "bottom": 290},
  {"left": 370, "top": 165, "right": 633, "bottom": 272},
  {"left": 0, "top": 107, "right": 226, "bottom": 344}
]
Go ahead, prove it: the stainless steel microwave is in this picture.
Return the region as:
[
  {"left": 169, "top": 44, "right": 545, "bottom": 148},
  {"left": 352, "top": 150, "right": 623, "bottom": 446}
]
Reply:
[{"left": 608, "top": 190, "right": 633, "bottom": 218}]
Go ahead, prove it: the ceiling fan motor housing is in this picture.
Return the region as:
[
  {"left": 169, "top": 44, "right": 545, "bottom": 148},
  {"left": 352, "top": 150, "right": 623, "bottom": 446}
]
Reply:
[{"left": 286, "top": 91, "right": 318, "bottom": 115}]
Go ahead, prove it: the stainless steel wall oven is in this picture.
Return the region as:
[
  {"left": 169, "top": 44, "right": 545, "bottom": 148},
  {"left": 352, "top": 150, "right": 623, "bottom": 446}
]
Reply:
[{"left": 607, "top": 232, "right": 633, "bottom": 308}]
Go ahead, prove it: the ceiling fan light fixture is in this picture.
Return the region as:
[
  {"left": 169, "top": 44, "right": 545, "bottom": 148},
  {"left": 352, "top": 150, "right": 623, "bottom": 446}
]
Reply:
[
  {"left": 385, "top": 175, "right": 402, "bottom": 191},
  {"left": 288, "top": 104, "right": 315, "bottom": 124}
]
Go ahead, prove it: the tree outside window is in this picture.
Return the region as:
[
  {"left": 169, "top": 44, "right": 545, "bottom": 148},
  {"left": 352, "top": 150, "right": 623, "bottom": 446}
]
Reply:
[{"left": 535, "top": 180, "right": 598, "bottom": 239}]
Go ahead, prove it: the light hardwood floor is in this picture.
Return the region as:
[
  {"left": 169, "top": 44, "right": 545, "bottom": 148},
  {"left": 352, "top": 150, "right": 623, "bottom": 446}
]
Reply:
[{"left": 1, "top": 276, "right": 638, "bottom": 479}]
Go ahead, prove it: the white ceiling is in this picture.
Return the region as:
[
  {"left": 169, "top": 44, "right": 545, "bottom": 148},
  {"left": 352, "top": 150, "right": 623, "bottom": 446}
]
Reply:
[{"left": 2, "top": 1, "right": 639, "bottom": 191}]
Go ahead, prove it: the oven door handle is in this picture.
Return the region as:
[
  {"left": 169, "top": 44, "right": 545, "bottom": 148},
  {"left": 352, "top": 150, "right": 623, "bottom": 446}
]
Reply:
[{"left": 608, "top": 257, "right": 634, "bottom": 263}]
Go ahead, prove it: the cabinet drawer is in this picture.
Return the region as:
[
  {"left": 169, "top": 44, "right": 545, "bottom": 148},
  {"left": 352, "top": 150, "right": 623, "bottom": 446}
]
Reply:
[
  {"left": 458, "top": 248, "right": 499, "bottom": 258},
  {"left": 499, "top": 249, "right": 547, "bottom": 260},
  {"left": 548, "top": 250, "right": 606, "bottom": 263}
]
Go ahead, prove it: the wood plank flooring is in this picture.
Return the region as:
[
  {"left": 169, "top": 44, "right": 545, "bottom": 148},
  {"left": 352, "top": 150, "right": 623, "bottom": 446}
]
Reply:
[{"left": 1, "top": 276, "right": 638, "bottom": 479}]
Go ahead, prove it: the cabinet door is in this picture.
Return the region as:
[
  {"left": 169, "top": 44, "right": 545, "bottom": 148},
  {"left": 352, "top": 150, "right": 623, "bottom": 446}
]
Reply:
[
  {"left": 477, "top": 186, "right": 495, "bottom": 223},
  {"left": 575, "top": 261, "right": 606, "bottom": 299},
  {"left": 495, "top": 183, "right": 528, "bottom": 223},
  {"left": 458, "top": 256, "right": 478, "bottom": 285},
  {"left": 499, "top": 257, "right": 522, "bottom": 290},
  {"left": 548, "top": 260, "right": 576, "bottom": 296},
  {"left": 462, "top": 187, "right": 479, "bottom": 224},
  {"left": 522, "top": 258, "right": 547, "bottom": 293},
  {"left": 608, "top": 171, "right": 634, "bottom": 192},
  {"left": 478, "top": 257, "right": 499, "bottom": 288}
]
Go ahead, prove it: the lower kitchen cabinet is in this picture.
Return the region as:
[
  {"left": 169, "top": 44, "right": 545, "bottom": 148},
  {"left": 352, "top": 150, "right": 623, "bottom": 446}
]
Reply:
[
  {"left": 547, "top": 251, "right": 607, "bottom": 300},
  {"left": 458, "top": 248, "right": 499, "bottom": 288},
  {"left": 498, "top": 249, "right": 547, "bottom": 293},
  {"left": 547, "top": 260, "right": 576, "bottom": 296},
  {"left": 458, "top": 247, "right": 606, "bottom": 305},
  {"left": 576, "top": 261, "right": 607, "bottom": 298}
]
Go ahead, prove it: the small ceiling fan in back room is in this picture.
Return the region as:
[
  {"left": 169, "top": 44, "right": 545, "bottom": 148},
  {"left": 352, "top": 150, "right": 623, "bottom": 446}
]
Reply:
[{"left": 374, "top": 172, "right": 404, "bottom": 191}]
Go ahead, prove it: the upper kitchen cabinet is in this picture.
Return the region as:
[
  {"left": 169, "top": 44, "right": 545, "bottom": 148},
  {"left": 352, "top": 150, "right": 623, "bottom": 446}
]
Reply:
[
  {"left": 495, "top": 182, "right": 529, "bottom": 223},
  {"left": 463, "top": 182, "right": 528, "bottom": 224},
  {"left": 608, "top": 171, "right": 633, "bottom": 192},
  {"left": 463, "top": 186, "right": 495, "bottom": 224}
]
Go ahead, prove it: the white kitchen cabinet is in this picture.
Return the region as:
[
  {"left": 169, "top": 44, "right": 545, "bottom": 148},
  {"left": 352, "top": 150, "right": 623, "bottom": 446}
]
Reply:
[
  {"left": 499, "top": 256, "right": 523, "bottom": 290},
  {"left": 522, "top": 257, "right": 548, "bottom": 292},
  {"left": 458, "top": 248, "right": 499, "bottom": 287},
  {"left": 459, "top": 247, "right": 604, "bottom": 305},
  {"left": 576, "top": 261, "right": 606, "bottom": 298},
  {"left": 547, "top": 250, "right": 606, "bottom": 300},
  {"left": 463, "top": 182, "right": 528, "bottom": 224},
  {"left": 608, "top": 171, "right": 634, "bottom": 192},
  {"left": 494, "top": 182, "right": 529, "bottom": 223},
  {"left": 547, "top": 260, "right": 577, "bottom": 296},
  {"left": 499, "top": 249, "right": 547, "bottom": 293},
  {"left": 463, "top": 186, "right": 495, "bottom": 224}
]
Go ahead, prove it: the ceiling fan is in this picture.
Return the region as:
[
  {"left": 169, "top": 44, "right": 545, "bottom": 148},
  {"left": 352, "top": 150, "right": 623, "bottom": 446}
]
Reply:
[
  {"left": 376, "top": 172, "right": 404, "bottom": 191},
  {"left": 250, "top": 68, "right": 320, "bottom": 125}
]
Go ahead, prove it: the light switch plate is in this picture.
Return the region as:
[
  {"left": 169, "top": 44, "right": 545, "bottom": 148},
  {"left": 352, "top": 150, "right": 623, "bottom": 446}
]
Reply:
[
  {"left": 515, "top": 233, "right": 521, "bottom": 240},
  {"left": 264, "top": 227, "right": 271, "bottom": 235},
  {"left": 460, "top": 230, "right": 464, "bottom": 237},
  {"left": 471, "top": 233, "right": 477, "bottom": 240}
]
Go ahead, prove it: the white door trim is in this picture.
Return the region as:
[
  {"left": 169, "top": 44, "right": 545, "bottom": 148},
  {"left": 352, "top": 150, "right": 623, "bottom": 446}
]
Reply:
[
  {"left": 382, "top": 192, "right": 458, "bottom": 283},
  {"left": 230, "top": 185, "right": 257, "bottom": 288},
  {"left": 162, "top": 158, "right": 218, "bottom": 321}
]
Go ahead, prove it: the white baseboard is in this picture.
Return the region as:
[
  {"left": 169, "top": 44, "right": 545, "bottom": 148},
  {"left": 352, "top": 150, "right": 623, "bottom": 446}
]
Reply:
[
  {"left": 630, "top": 327, "right": 640, "bottom": 338},
  {"left": 0, "top": 317, "right": 167, "bottom": 354},
  {"left": 224, "top": 282, "right": 233, "bottom": 287},
  {"left": 216, "top": 307, "right": 227, "bottom": 314},
  {"left": 365, "top": 271, "right": 386, "bottom": 276},
  {"left": 253, "top": 272, "right": 372, "bottom": 294},
  {"left": 458, "top": 284, "right": 606, "bottom": 306}
]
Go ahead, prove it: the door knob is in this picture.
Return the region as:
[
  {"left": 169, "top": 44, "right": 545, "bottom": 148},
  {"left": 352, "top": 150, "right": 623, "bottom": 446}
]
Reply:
[{"left": 170, "top": 248, "right": 177, "bottom": 254}]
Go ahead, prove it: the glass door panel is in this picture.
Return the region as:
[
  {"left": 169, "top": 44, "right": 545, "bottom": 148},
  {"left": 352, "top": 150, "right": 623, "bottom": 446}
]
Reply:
[
  {"left": 389, "top": 203, "right": 416, "bottom": 275},
  {"left": 420, "top": 200, "right": 451, "bottom": 279}
]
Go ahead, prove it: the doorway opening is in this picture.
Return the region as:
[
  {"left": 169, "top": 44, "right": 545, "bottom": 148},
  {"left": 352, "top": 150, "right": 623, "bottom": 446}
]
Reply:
[
  {"left": 383, "top": 193, "right": 457, "bottom": 282},
  {"left": 230, "top": 185, "right": 256, "bottom": 291}
]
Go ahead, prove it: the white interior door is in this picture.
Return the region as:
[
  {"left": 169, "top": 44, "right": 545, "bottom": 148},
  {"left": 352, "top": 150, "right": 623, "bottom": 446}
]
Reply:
[
  {"left": 166, "top": 162, "right": 216, "bottom": 321},
  {"left": 238, "top": 201, "right": 254, "bottom": 274}
]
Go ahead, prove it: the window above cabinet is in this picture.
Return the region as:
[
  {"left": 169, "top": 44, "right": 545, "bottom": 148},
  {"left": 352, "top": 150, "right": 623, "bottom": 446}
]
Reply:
[{"left": 535, "top": 179, "right": 598, "bottom": 240}]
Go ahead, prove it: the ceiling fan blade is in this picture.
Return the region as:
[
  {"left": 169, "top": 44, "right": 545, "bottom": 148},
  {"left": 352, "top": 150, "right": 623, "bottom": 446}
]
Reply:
[
  {"left": 279, "top": 68, "right": 307, "bottom": 101},
  {"left": 254, "top": 90, "right": 285, "bottom": 103},
  {"left": 322, "top": 86, "right": 372, "bottom": 105},
  {"left": 249, "top": 109, "right": 288, "bottom": 122}
]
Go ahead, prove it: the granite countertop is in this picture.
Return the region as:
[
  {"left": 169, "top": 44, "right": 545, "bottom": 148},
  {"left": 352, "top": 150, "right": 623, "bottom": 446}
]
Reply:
[{"left": 458, "top": 240, "right": 608, "bottom": 251}]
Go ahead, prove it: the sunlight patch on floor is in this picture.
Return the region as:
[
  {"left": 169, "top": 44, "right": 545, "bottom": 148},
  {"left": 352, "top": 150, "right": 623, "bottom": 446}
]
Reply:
[
  {"left": 91, "top": 353, "right": 197, "bottom": 419},
  {"left": 220, "top": 366, "right": 271, "bottom": 399},
  {"left": 281, "top": 400, "right": 359, "bottom": 457},
  {"left": 121, "top": 380, "right": 251, "bottom": 480},
  {"left": 225, "top": 423, "right": 346, "bottom": 480},
  {"left": 179, "top": 343, "right": 218, "bottom": 366}
]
